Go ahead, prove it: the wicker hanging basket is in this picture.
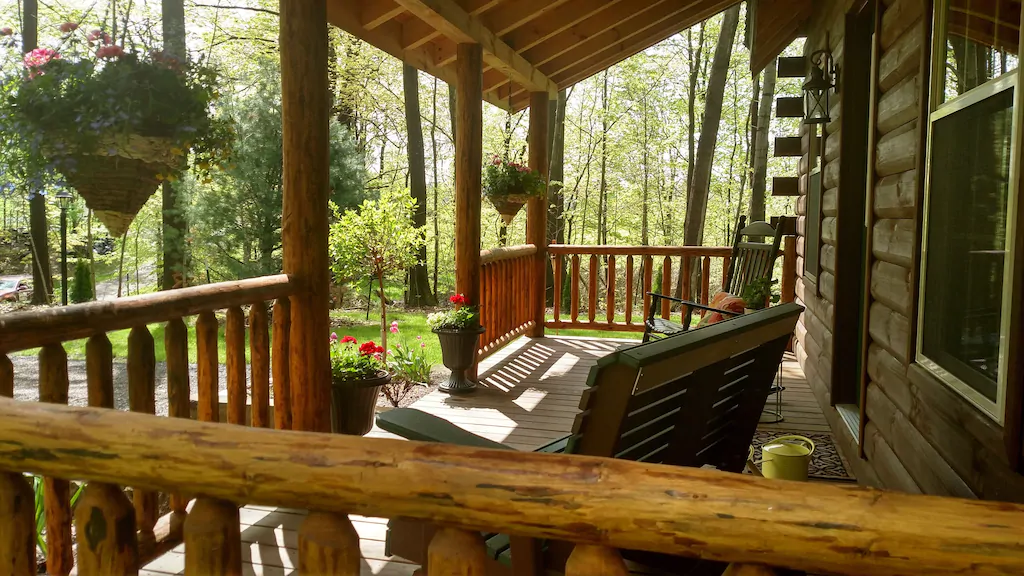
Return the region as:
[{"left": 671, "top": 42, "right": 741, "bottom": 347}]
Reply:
[
  {"left": 54, "top": 135, "right": 183, "bottom": 237},
  {"left": 487, "top": 193, "right": 532, "bottom": 226}
]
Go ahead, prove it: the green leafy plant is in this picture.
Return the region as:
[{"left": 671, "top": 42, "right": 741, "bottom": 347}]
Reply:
[
  {"left": 427, "top": 294, "right": 480, "bottom": 331},
  {"left": 32, "top": 475, "right": 85, "bottom": 555},
  {"left": 329, "top": 189, "right": 424, "bottom": 349},
  {"left": 0, "top": 25, "right": 233, "bottom": 190},
  {"left": 741, "top": 278, "right": 780, "bottom": 311},
  {"left": 384, "top": 320, "right": 432, "bottom": 406},
  {"left": 70, "top": 259, "right": 93, "bottom": 303},
  {"left": 483, "top": 153, "right": 546, "bottom": 199},
  {"left": 329, "top": 333, "right": 387, "bottom": 382}
]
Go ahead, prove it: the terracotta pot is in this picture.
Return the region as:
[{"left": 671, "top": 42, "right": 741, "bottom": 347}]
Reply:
[
  {"left": 487, "top": 193, "right": 532, "bottom": 225},
  {"left": 330, "top": 371, "right": 390, "bottom": 436},
  {"left": 434, "top": 326, "right": 485, "bottom": 394}
]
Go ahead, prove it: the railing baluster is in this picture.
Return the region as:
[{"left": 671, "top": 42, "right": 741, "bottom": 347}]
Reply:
[
  {"left": 570, "top": 255, "right": 580, "bottom": 322},
  {"left": 553, "top": 254, "right": 563, "bottom": 322},
  {"left": 196, "top": 311, "right": 219, "bottom": 423},
  {"left": 681, "top": 256, "right": 692, "bottom": 322},
  {"left": 661, "top": 256, "right": 672, "bottom": 319},
  {"left": 722, "top": 255, "right": 732, "bottom": 291},
  {"left": 39, "top": 344, "right": 72, "bottom": 576},
  {"left": 642, "top": 255, "right": 653, "bottom": 320},
  {"left": 226, "top": 307, "right": 247, "bottom": 426},
  {"left": 606, "top": 255, "right": 616, "bottom": 324},
  {"left": 74, "top": 483, "right": 138, "bottom": 575},
  {"left": 298, "top": 511, "right": 360, "bottom": 574},
  {"left": 781, "top": 236, "right": 797, "bottom": 303},
  {"left": 702, "top": 256, "right": 712, "bottom": 306},
  {"left": 87, "top": 335, "right": 114, "bottom": 410},
  {"left": 624, "top": 256, "right": 633, "bottom": 325},
  {"left": 128, "top": 327, "right": 158, "bottom": 554},
  {"left": 428, "top": 528, "right": 488, "bottom": 575},
  {"left": 272, "top": 298, "right": 292, "bottom": 430},
  {"left": 250, "top": 302, "right": 271, "bottom": 428},
  {"left": 566, "top": 545, "right": 628, "bottom": 576},
  {"left": 588, "top": 254, "right": 598, "bottom": 323},
  {"left": 164, "top": 319, "right": 190, "bottom": 524},
  {"left": 183, "top": 498, "right": 241, "bottom": 575},
  {"left": 0, "top": 354, "right": 34, "bottom": 576}
]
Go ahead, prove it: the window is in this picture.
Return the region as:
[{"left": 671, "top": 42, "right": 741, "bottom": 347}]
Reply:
[{"left": 920, "top": 0, "right": 1021, "bottom": 420}]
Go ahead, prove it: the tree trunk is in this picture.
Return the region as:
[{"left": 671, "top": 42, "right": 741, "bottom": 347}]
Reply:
[
  {"left": 750, "top": 57, "right": 777, "bottom": 226},
  {"left": 161, "top": 0, "right": 187, "bottom": 291},
  {"left": 24, "top": 0, "right": 51, "bottom": 304},
  {"left": 403, "top": 64, "right": 436, "bottom": 307},
  {"left": 683, "top": 5, "right": 741, "bottom": 248},
  {"left": 546, "top": 90, "right": 566, "bottom": 307},
  {"left": 598, "top": 71, "right": 609, "bottom": 246},
  {"left": 641, "top": 95, "right": 650, "bottom": 247},
  {"left": 87, "top": 209, "right": 96, "bottom": 298},
  {"left": 378, "top": 272, "right": 388, "bottom": 349},
  {"left": 431, "top": 77, "right": 440, "bottom": 297},
  {"left": 685, "top": 23, "right": 706, "bottom": 195}
]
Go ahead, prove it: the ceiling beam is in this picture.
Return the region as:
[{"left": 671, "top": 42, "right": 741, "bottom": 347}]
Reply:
[
  {"left": 393, "top": 0, "right": 557, "bottom": 94},
  {"left": 360, "top": 0, "right": 406, "bottom": 30},
  {"left": 402, "top": 0, "right": 499, "bottom": 50}
]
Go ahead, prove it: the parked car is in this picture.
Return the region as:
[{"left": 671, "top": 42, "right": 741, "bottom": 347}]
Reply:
[{"left": 0, "top": 276, "right": 31, "bottom": 302}]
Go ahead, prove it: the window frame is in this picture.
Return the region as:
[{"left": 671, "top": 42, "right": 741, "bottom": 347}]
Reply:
[{"left": 918, "top": 0, "right": 1022, "bottom": 423}]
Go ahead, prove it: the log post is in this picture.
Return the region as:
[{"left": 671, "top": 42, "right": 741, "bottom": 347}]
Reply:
[
  {"left": 455, "top": 42, "right": 483, "bottom": 379},
  {"left": 428, "top": 528, "right": 488, "bottom": 575},
  {"left": 0, "top": 359, "right": 33, "bottom": 576},
  {"left": 128, "top": 326, "right": 157, "bottom": 554},
  {"left": 527, "top": 91, "right": 549, "bottom": 337},
  {"left": 225, "top": 306, "right": 246, "bottom": 426},
  {"left": 298, "top": 511, "right": 360, "bottom": 575},
  {"left": 781, "top": 236, "right": 796, "bottom": 303},
  {"left": 196, "top": 311, "right": 219, "bottom": 423},
  {"left": 74, "top": 483, "right": 138, "bottom": 575},
  {"left": 249, "top": 302, "right": 271, "bottom": 428},
  {"left": 86, "top": 335, "right": 114, "bottom": 409},
  {"left": 39, "top": 344, "right": 72, "bottom": 576},
  {"left": 272, "top": 298, "right": 292, "bottom": 430},
  {"left": 565, "top": 545, "right": 628, "bottom": 576},
  {"left": 281, "top": 0, "right": 331, "bottom": 433},
  {"left": 165, "top": 318, "right": 190, "bottom": 522},
  {"left": 184, "top": 498, "right": 241, "bottom": 575},
  {"left": 552, "top": 254, "right": 563, "bottom": 322}
]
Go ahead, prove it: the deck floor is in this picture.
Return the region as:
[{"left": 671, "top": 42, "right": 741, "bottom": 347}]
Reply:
[{"left": 143, "top": 336, "right": 829, "bottom": 575}]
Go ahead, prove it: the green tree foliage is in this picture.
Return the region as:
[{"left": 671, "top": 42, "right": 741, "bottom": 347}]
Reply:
[
  {"left": 70, "top": 258, "right": 93, "bottom": 303},
  {"left": 190, "top": 60, "right": 366, "bottom": 279},
  {"left": 329, "top": 188, "right": 424, "bottom": 348}
]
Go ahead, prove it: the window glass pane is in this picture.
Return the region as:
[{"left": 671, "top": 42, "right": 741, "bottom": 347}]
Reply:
[
  {"left": 923, "top": 86, "right": 1013, "bottom": 402},
  {"left": 941, "top": 0, "right": 1020, "bottom": 103}
]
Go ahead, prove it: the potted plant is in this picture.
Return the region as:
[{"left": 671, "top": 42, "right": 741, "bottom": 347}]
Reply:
[
  {"left": 483, "top": 153, "right": 546, "bottom": 225},
  {"left": 741, "top": 278, "right": 780, "bottom": 314},
  {"left": 0, "top": 25, "right": 232, "bottom": 236},
  {"left": 329, "top": 333, "right": 391, "bottom": 435},
  {"left": 427, "top": 294, "right": 484, "bottom": 393}
]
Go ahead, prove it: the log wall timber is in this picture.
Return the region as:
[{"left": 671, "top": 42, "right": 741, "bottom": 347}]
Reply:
[{"left": 5, "top": 400, "right": 1024, "bottom": 575}]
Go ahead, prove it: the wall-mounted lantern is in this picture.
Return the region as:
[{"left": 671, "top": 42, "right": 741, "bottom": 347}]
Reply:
[{"left": 803, "top": 48, "right": 838, "bottom": 125}]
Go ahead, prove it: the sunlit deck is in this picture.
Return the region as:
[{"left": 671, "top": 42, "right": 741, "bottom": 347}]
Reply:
[{"left": 141, "top": 335, "right": 831, "bottom": 575}]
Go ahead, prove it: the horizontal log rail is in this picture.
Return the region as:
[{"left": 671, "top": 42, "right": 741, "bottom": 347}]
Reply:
[
  {"left": 479, "top": 244, "right": 536, "bottom": 360},
  {"left": 0, "top": 275, "right": 295, "bottom": 353},
  {"left": 0, "top": 274, "right": 297, "bottom": 575},
  {"left": 2, "top": 400, "right": 1024, "bottom": 575}
]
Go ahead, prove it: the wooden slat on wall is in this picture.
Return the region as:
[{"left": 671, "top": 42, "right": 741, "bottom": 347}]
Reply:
[
  {"left": 774, "top": 136, "right": 804, "bottom": 157},
  {"left": 777, "top": 55, "right": 805, "bottom": 77},
  {"left": 776, "top": 96, "right": 804, "bottom": 117},
  {"left": 771, "top": 176, "right": 799, "bottom": 196}
]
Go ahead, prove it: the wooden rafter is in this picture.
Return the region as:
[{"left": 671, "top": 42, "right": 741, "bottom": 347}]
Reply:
[
  {"left": 360, "top": 0, "right": 405, "bottom": 30},
  {"left": 393, "top": 0, "right": 557, "bottom": 94}
]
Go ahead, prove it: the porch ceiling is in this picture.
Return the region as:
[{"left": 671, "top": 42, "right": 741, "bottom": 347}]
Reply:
[{"left": 326, "top": 0, "right": 742, "bottom": 111}]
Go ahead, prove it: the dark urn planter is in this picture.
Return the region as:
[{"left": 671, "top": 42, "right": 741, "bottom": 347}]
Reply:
[
  {"left": 331, "top": 371, "right": 390, "bottom": 436},
  {"left": 435, "top": 326, "right": 485, "bottom": 394}
]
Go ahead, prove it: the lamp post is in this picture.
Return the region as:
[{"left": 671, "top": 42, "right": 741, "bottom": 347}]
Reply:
[{"left": 56, "top": 190, "right": 72, "bottom": 305}]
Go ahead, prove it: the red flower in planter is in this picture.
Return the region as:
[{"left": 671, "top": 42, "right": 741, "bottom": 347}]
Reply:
[
  {"left": 341, "top": 335, "right": 357, "bottom": 344},
  {"left": 450, "top": 293, "right": 468, "bottom": 306}
]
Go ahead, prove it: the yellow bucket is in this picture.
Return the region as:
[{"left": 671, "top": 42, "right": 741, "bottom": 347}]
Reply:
[{"left": 761, "top": 435, "right": 815, "bottom": 481}]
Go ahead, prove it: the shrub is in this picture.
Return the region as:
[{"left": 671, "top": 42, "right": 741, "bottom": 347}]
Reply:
[{"left": 70, "top": 259, "right": 93, "bottom": 303}]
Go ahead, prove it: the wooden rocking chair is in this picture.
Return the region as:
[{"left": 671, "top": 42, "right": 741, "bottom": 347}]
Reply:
[
  {"left": 644, "top": 216, "right": 788, "bottom": 342},
  {"left": 377, "top": 303, "right": 803, "bottom": 575}
]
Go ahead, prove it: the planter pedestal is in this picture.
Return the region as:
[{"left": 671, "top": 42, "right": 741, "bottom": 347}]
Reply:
[
  {"left": 331, "top": 372, "right": 390, "bottom": 436},
  {"left": 435, "top": 327, "right": 485, "bottom": 394}
]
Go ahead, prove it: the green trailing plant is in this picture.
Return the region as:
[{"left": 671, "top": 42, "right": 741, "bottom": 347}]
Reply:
[
  {"left": 741, "top": 277, "right": 779, "bottom": 310},
  {"left": 32, "top": 475, "right": 85, "bottom": 555},
  {"left": 427, "top": 294, "right": 479, "bottom": 331},
  {"left": 70, "top": 258, "right": 93, "bottom": 303}
]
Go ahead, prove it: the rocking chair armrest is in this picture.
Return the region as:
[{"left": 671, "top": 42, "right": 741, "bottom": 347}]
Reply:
[
  {"left": 376, "top": 408, "right": 515, "bottom": 451},
  {"left": 646, "top": 293, "right": 742, "bottom": 318}
]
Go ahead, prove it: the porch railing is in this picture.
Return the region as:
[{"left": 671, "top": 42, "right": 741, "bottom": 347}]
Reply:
[
  {"left": 1, "top": 400, "right": 1023, "bottom": 575},
  {"left": 0, "top": 274, "right": 296, "bottom": 574},
  {"left": 478, "top": 244, "right": 536, "bottom": 360}
]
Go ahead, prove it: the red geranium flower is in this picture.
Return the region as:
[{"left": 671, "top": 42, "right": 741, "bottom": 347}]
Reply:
[
  {"left": 341, "top": 335, "right": 357, "bottom": 344},
  {"left": 359, "top": 341, "right": 379, "bottom": 356},
  {"left": 450, "top": 293, "right": 468, "bottom": 306}
]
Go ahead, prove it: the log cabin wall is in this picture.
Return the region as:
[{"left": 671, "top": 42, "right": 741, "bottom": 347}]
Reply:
[{"left": 794, "top": 0, "right": 1024, "bottom": 500}]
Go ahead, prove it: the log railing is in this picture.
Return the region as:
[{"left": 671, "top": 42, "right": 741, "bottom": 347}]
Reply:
[
  {"left": 0, "top": 274, "right": 296, "bottom": 575},
  {"left": 478, "top": 244, "right": 536, "bottom": 360},
  {"left": 1, "top": 400, "right": 1024, "bottom": 575},
  {"left": 548, "top": 244, "right": 797, "bottom": 332}
]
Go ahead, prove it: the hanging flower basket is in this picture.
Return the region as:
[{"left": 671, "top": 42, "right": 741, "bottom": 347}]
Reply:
[
  {"left": 483, "top": 154, "right": 546, "bottom": 226},
  {"left": 487, "top": 191, "right": 532, "bottom": 225},
  {"left": 55, "top": 135, "right": 184, "bottom": 237}
]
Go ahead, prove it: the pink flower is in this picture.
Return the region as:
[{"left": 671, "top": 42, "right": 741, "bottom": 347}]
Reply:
[
  {"left": 329, "top": 332, "right": 338, "bottom": 343},
  {"left": 87, "top": 29, "right": 111, "bottom": 45},
  {"left": 59, "top": 22, "right": 78, "bottom": 33},
  {"left": 390, "top": 320, "right": 400, "bottom": 334},
  {"left": 420, "top": 342, "right": 426, "bottom": 349},
  {"left": 491, "top": 155, "right": 502, "bottom": 165},
  {"left": 96, "top": 44, "right": 124, "bottom": 59},
  {"left": 23, "top": 47, "right": 58, "bottom": 69},
  {"left": 0, "top": 27, "right": 13, "bottom": 36}
]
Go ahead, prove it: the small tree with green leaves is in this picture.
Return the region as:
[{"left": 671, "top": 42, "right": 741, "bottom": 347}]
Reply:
[
  {"left": 70, "top": 258, "right": 94, "bottom": 303},
  {"left": 330, "top": 189, "right": 424, "bottom": 349}
]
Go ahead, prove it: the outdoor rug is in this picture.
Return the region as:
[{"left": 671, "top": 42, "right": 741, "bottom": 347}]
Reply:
[{"left": 751, "top": 431, "right": 854, "bottom": 481}]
